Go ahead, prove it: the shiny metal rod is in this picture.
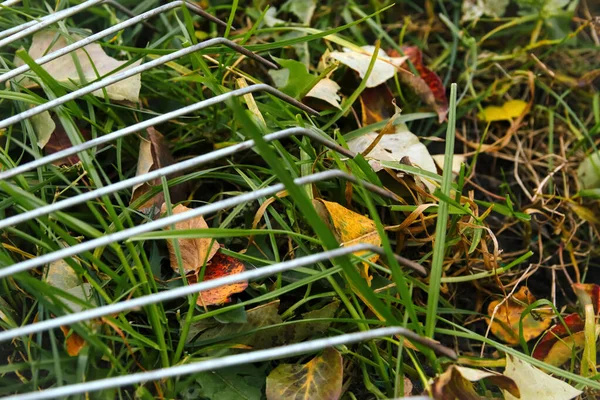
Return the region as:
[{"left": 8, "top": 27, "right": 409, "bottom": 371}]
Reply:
[
  {"left": 0, "top": 38, "right": 282, "bottom": 130},
  {"left": 0, "top": 244, "right": 425, "bottom": 344},
  {"left": 0, "top": 84, "right": 318, "bottom": 181},
  {"left": 0, "top": 128, "right": 356, "bottom": 230},
  {"left": 0, "top": 0, "right": 105, "bottom": 48},
  {"left": 0, "top": 1, "right": 230, "bottom": 83},
  {"left": 0, "top": 170, "right": 422, "bottom": 278},
  {"left": 2, "top": 327, "right": 454, "bottom": 400}
]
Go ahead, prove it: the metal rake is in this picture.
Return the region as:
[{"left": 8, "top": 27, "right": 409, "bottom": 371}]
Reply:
[{"left": 0, "top": 2, "right": 450, "bottom": 399}]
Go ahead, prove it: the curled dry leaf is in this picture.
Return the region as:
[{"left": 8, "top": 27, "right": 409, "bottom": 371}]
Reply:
[
  {"left": 329, "top": 45, "right": 408, "bottom": 88},
  {"left": 266, "top": 348, "right": 343, "bottom": 400},
  {"left": 431, "top": 364, "right": 519, "bottom": 400},
  {"left": 161, "top": 203, "right": 220, "bottom": 274},
  {"left": 15, "top": 31, "right": 141, "bottom": 102},
  {"left": 487, "top": 286, "right": 553, "bottom": 345},
  {"left": 305, "top": 78, "right": 342, "bottom": 109},
  {"left": 131, "top": 127, "right": 186, "bottom": 214},
  {"left": 478, "top": 100, "right": 528, "bottom": 122},
  {"left": 313, "top": 199, "right": 381, "bottom": 283},
  {"left": 188, "top": 251, "right": 247, "bottom": 306},
  {"left": 503, "top": 355, "right": 582, "bottom": 400},
  {"left": 389, "top": 47, "right": 448, "bottom": 123},
  {"left": 347, "top": 124, "right": 437, "bottom": 192}
]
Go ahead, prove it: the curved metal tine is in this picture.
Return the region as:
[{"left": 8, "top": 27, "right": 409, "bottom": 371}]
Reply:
[
  {"left": 0, "top": 84, "right": 318, "bottom": 181},
  {"left": 0, "top": 1, "right": 231, "bottom": 83},
  {"left": 0, "top": 38, "right": 283, "bottom": 131},
  {"left": 0, "top": 128, "right": 359, "bottom": 230},
  {"left": 0, "top": 3, "right": 84, "bottom": 40},
  {"left": 2, "top": 327, "right": 455, "bottom": 400},
  {"left": 105, "top": 0, "right": 231, "bottom": 31},
  {"left": 0, "top": 244, "right": 428, "bottom": 345},
  {"left": 0, "top": 0, "right": 105, "bottom": 47},
  {"left": 0, "top": 169, "right": 424, "bottom": 279}
]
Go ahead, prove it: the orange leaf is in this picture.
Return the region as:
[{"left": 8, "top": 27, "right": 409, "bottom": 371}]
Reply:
[
  {"left": 431, "top": 365, "right": 520, "bottom": 400},
  {"left": 60, "top": 326, "right": 86, "bottom": 357},
  {"left": 189, "top": 251, "right": 247, "bottom": 306},
  {"left": 389, "top": 46, "right": 448, "bottom": 123},
  {"left": 487, "top": 287, "right": 553, "bottom": 344},
  {"left": 161, "top": 203, "right": 220, "bottom": 274}
]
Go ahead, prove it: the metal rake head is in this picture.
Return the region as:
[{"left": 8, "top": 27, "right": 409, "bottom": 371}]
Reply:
[{"left": 0, "top": 2, "right": 452, "bottom": 399}]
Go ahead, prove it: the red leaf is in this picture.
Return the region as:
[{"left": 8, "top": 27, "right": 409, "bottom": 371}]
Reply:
[
  {"left": 388, "top": 47, "right": 448, "bottom": 123},
  {"left": 188, "top": 251, "right": 247, "bottom": 306},
  {"left": 532, "top": 313, "right": 584, "bottom": 361},
  {"left": 359, "top": 85, "right": 396, "bottom": 126}
]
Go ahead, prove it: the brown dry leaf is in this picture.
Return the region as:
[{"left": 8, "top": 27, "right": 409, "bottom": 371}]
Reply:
[
  {"left": 188, "top": 251, "right": 247, "bottom": 306},
  {"left": 131, "top": 127, "right": 186, "bottom": 214},
  {"left": 44, "top": 122, "right": 92, "bottom": 166},
  {"left": 161, "top": 203, "right": 220, "bottom": 274},
  {"left": 487, "top": 286, "right": 553, "bottom": 345},
  {"left": 431, "top": 365, "right": 520, "bottom": 400},
  {"left": 359, "top": 85, "right": 395, "bottom": 126},
  {"left": 312, "top": 199, "right": 381, "bottom": 284}
]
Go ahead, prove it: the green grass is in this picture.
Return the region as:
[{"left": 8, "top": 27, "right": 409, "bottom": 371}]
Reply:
[{"left": 0, "top": 0, "right": 599, "bottom": 399}]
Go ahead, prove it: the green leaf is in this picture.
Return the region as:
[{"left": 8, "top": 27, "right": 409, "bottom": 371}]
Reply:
[
  {"left": 197, "top": 365, "right": 265, "bottom": 400},
  {"left": 268, "top": 56, "right": 318, "bottom": 98},
  {"left": 266, "top": 348, "right": 343, "bottom": 400}
]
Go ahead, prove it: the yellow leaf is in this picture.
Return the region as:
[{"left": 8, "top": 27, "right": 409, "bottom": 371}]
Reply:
[
  {"left": 312, "top": 199, "right": 381, "bottom": 284},
  {"left": 487, "top": 286, "right": 553, "bottom": 345},
  {"left": 478, "top": 99, "right": 528, "bottom": 122}
]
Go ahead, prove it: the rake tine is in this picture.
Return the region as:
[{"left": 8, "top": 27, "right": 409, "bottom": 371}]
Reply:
[
  {"left": 0, "top": 128, "right": 359, "bottom": 230},
  {"left": 0, "top": 170, "right": 421, "bottom": 279},
  {"left": 0, "top": 0, "right": 105, "bottom": 47},
  {"left": 0, "top": 244, "right": 428, "bottom": 345},
  {"left": 0, "top": 1, "right": 235, "bottom": 83},
  {"left": 0, "top": 85, "right": 318, "bottom": 181},
  {"left": 1, "top": 327, "right": 454, "bottom": 400},
  {"left": 0, "top": 38, "right": 286, "bottom": 131}
]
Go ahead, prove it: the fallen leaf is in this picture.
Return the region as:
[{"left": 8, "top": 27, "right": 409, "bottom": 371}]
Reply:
[
  {"left": 312, "top": 199, "right": 381, "bottom": 282},
  {"left": 131, "top": 127, "right": 186, "bottom": 214},
  {"left": 161, "top": 203, "right": 220, "bottom": 274},
  {"left": 305, "top": 78, "right": 341, "bottom": 109},
  {"left": 288, "top": 0, "right": 316, "bottom": 24},
  {"left": 329, "top": 45, "right": 408, "bottom": 88},
  {"left": 44, "top": 121, "right": 92, "bottom": 166},
  {"left": 195, "top": 365, "right": 265, "bottom": 400},
  {"left": 487, "top": 286, "right": 553, "bottom": 344},
  {"left": 347, "top": 123, "right": 437, "bottom": 192},
  {"left": 432, "top": 154, "right": 466, "bottom": 177},
  {"left": 188, "top": 251, "right": 247, "bottom": 306},
  {"left": 389, "top": 46, "right": 448, "bottom": 123},
  {"left": 503, "top": 355, "right": 582, "bottom": 400},
  {"left": 461, "top": 0, "right": 509, "bottom": 22},
  {"left": 30, "top": 110, "right": 55, "bottom": 148},
  {"left": 190, "top": 301, "right": 339, "bottom": 350},
  {"left": 269, "top": 57, "right": 318, "bottom": 99},
  {"left": 359, "top": 85, "right": 396, "bottom": 126},
  {"left": 577, "top": 150, "right": 600, "bottom": 189},
  {"left": 266, "top": 348, "right": 343, "bottom": 400},
  {"left": 478, "top": 100, "right": 528, "bottom": 122},
  {"left": 15, "top": 31, "right": 141, "bottom": 102},
  {"left": 431, "top": 365, "right": 520, "bottom": 400},
  {"left": 46, "top": 259, "right": 96, "bottom": 356},
  {"left": 533, "top": 283, "right": 600, "bottom": 366},
  {"left": 264, "top": 7, "right": 286, "bottom": 27}
]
